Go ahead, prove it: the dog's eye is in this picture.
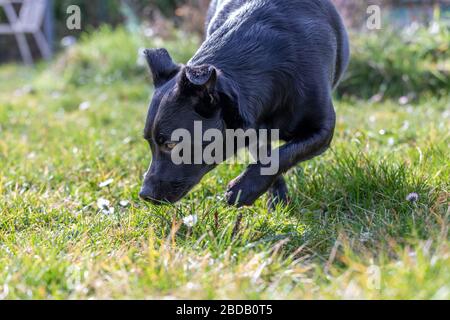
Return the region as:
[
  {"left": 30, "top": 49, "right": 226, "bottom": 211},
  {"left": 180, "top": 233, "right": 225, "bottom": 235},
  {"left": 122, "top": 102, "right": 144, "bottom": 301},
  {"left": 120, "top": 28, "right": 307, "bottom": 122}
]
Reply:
[{"left": 165, "top": 142, "right": 177, "bottom": 150}]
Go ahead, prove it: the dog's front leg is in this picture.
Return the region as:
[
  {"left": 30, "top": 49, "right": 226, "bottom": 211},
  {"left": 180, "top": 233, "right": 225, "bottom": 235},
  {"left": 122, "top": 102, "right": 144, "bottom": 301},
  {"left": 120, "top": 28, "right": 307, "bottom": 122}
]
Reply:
[
  {"left": 225, "top": 164, "right": 278, "bottom": 207},
  {"left": 226, "top": 100, "right": 336, "bottom": 208}
]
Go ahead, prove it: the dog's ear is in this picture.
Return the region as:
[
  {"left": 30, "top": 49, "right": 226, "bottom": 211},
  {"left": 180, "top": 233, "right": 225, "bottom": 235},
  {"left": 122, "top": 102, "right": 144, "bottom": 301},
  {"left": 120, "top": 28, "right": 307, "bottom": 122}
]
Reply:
[
  {"left": 180, "top": 65, "right": 217, "bottom": 94},
  {"left": 179, "top": 65, "right": 220, "bottom": 118},
  {"left": 144, "top": 48, "right": 180, "bottom": 87}
]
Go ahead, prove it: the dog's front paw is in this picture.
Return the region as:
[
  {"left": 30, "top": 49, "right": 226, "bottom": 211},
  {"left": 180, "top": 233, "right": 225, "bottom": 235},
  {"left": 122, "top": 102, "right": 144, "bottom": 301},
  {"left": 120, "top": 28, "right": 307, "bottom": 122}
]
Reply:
[
  {"left": 225, "top": 176, "right": 253, "bottom": 207},
  {"left": 225, "top": 169, "right": 274, "bottom": 207}
]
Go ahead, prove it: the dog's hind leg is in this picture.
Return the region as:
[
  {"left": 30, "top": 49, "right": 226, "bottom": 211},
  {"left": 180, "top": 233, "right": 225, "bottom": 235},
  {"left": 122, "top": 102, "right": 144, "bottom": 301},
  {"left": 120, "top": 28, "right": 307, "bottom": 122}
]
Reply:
[{"left": 267, "top": 176, "right": 289, "bottom": 211}]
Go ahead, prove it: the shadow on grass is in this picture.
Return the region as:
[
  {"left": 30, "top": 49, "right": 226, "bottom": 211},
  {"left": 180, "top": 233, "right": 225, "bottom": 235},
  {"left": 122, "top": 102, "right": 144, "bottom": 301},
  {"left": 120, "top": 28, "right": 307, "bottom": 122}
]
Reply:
[
  {"left": 285, "top": 151, "right": 446, "bottom": 258},
  {"left": 137, "top": 150, "right": 446, "bottom": 264}
]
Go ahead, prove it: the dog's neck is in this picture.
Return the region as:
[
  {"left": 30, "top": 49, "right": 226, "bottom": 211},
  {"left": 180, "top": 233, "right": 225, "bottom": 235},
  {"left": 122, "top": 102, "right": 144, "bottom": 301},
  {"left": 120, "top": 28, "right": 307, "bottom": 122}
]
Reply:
[
  {"left": 190, "top": 45, "right": 273, "bottom": 127},
  {"left": 214, "top": 73, "right": 246, "bottom": 130}
]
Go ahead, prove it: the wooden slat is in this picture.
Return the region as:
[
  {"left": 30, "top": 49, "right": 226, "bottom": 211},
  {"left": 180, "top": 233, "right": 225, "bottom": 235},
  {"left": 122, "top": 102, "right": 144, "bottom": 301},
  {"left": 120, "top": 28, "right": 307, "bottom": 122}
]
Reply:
[{"left": 19, "top": 0, "right": 46, "bottom": 32}]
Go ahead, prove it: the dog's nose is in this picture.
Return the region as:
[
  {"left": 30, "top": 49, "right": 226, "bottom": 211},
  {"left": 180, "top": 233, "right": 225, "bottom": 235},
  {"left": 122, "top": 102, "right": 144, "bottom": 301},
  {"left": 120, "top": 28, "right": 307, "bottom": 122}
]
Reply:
[
  {"left": 139, "top": 183, "right": 168, "bottom": 204},
  {"left": 139, "top": 186, "right": 154, "bottom": 201}
]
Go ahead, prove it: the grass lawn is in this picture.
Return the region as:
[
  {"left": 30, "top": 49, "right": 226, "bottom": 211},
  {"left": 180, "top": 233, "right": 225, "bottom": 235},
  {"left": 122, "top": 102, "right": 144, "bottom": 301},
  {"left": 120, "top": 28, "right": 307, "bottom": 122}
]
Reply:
[{"left": 0, "top": 30, "right": 449, "bottom": 299}]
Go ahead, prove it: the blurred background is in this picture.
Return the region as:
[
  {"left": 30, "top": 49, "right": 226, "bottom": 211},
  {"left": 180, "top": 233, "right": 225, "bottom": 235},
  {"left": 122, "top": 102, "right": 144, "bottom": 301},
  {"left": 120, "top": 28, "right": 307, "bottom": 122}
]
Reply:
[{"left": 0, "top": 0, "right": 449, "bottom": 100}]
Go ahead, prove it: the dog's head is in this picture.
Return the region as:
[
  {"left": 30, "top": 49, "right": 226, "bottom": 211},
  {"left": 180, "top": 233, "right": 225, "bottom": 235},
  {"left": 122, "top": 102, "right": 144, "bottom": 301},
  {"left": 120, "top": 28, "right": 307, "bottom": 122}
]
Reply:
[{"left": 139, "top": 48, "right": 234, "bottom": 204}]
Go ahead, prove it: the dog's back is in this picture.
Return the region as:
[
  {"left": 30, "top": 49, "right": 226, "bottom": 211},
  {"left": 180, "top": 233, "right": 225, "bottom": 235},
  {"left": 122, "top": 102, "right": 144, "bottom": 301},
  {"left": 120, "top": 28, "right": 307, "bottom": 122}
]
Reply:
[{"left": 201, "top": 0, "right": 349, "bottom": 89}]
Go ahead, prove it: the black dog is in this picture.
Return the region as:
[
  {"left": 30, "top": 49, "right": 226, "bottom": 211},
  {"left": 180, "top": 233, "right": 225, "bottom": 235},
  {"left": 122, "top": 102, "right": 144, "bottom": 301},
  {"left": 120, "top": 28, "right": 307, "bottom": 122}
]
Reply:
[{"left": 140, "top": 0, "right": 350, "bottom": 209}]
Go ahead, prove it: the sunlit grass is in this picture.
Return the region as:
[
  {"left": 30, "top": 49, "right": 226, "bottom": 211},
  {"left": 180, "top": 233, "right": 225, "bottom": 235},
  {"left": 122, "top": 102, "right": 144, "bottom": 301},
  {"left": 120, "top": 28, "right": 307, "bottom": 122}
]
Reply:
[{"left": 0, "top": 28, "right": 448, "bottom": 299}]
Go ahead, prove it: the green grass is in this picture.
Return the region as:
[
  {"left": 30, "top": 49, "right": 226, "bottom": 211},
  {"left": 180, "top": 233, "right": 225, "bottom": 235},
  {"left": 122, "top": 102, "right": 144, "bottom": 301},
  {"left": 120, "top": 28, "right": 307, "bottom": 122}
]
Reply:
[
  {"left": 340, "top": 21, "right": 450, "bottom": 99},
  {"left": 0, "top": 28, "right": 449, "bottom": 300}
]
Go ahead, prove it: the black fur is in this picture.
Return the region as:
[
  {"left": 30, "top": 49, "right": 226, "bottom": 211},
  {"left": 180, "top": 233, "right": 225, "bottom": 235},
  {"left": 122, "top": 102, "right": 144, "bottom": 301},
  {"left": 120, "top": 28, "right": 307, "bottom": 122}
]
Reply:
[{"left": 140, "top": 0, "right": 350, "bottom": 208}]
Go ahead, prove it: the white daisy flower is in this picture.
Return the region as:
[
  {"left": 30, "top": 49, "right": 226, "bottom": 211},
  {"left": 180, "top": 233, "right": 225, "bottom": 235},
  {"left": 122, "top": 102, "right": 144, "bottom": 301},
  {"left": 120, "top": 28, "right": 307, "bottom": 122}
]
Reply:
[
  {"left": 406, "top": 192, "right": 419, "bottom": 203},
  {"left": 119, "top": 200, "right": 130, "bottom": 207},
  {"left": 97, "top": 198, "right": 114, "bottom": 215},
  {"left": 183, "top": 215, "right": 198, "bottom": 228},
  {"left": 99, "top": 178, "right": 114, "bottom": 188},
  {"left": 79, "top": 101, "right": 91, "bottom": 111}
]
